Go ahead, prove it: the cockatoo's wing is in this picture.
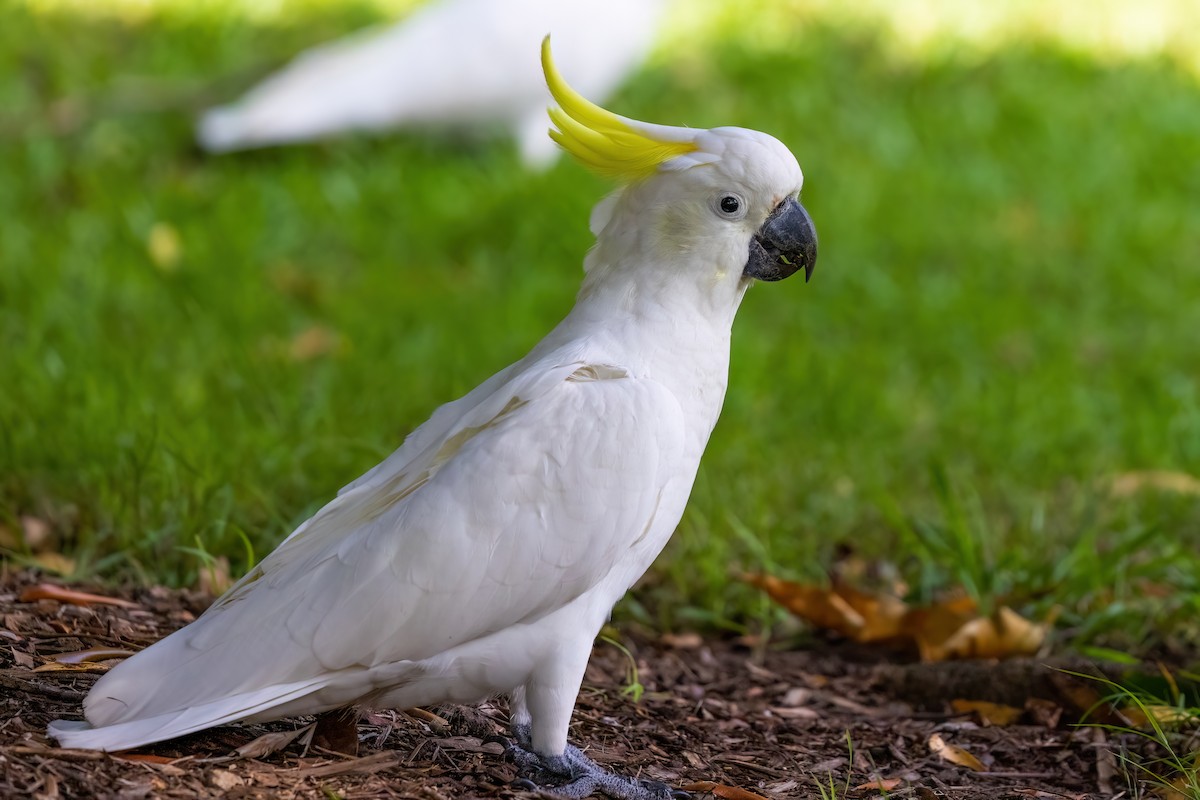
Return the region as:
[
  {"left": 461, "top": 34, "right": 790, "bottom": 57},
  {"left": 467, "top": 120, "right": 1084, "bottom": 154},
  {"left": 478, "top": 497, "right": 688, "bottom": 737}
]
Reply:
[
  {"left": 196, "top": 0, "right": 666, "bottom": 165},
  {"left": 52, "top": 354, "right": 685, "bottom": 751}
]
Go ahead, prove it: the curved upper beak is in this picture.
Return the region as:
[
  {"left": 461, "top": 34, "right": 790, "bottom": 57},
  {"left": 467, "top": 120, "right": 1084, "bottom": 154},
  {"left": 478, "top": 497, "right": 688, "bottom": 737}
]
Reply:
[{"left": 743, "top": 196, "right": 818, "bottom": 282}]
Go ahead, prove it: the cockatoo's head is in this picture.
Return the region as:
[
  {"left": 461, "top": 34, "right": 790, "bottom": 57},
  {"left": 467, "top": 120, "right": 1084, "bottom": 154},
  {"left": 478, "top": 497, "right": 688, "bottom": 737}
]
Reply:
[{"left": 542, "top": 37, "right": 817, "bottom": 286}]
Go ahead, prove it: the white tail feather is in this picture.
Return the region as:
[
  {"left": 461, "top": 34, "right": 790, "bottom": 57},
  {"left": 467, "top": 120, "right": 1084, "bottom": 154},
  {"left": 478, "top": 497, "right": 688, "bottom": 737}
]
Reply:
[{"left": 47, "top": 677, "right": 328, "bottom": 752}]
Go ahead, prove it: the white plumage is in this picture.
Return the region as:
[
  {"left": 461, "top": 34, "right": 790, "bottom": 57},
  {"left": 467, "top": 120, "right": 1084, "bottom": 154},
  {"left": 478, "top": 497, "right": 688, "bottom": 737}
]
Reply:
[
  {"left": 197, "top": 0, "right": 667, "bottom": 167},
  {"left": 54, "top": 40, "right": 817, "bottom": 797}
]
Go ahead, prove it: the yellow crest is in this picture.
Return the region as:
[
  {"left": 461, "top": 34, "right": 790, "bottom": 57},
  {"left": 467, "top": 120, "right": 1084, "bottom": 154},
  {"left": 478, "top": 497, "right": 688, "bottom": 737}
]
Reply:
[{"left": 542, "top": 36, "right": 698, "bottom": 181}]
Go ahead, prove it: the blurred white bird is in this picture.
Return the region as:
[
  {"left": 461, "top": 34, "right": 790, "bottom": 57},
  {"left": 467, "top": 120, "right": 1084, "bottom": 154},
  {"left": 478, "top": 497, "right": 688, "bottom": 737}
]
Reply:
[
  {"left": 56, "top": 38, "right": 818, "bottom": 799},
  {"left": 197, "top": 0, "right": 668, "bottom": 168}
]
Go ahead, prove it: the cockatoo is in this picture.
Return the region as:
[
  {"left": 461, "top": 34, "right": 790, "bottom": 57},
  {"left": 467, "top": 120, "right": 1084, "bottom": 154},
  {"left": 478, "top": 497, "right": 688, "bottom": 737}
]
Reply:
[
  {"left": 52, "top": 38, "right": 818, "bottom": 799},
  {"left": 197, "top": 0, "right": 666, "bottom": 168}
]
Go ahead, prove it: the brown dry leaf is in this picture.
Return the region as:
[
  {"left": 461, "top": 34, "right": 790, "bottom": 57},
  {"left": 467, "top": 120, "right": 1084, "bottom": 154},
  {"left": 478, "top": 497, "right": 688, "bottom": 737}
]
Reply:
[
  {"left": 901, "top": 594, "right": 977, "bottom": 661},
  {"left": 742, "top": 574, "right": 907, "bottom": 643},
  {"left": 928, "top": 733, "right": 988, "bottom": 772},
  {"left": 1153, "top": 775, "right": 1194, "bottom": 800},
  {"left": 830, "top": 576, "right": 909, "bottom": 642},
  {"left": 1048, "top": 671, "right": 1132, "bottom": 726},
  {"left": 743, "top": 574, "right": 866, "bottom": 639},
  {"left": 682, "top": 781, "right": 770, "bottom": 800},
  {"left": 32, "top": 661, "right": 110, "bottom": 673},
  {"left": 30, "top": 553, "right": 76, "bottom": 577},
  {"left": 1120, "top": 704, "right": 1195, "bottom": 728},
  {"left": 234, "top": 723, "right": 315, "bottom": 759},
  {"left": 915, "top": 605, "right": 1048, "bottom": 662},
  {"left": 288, "top": 325, "right": 345, "bottom": 362},
  {"left": 20, "top": 516, "right": 55, "bottom": 550},
  {"left": 52, "top": 647, "right": 136, "bottom": 664},
  {"left": 1024, "top": 697, "right": 1063, "bottom": 728},
  {"left": 209, "top": 770, "right": 244, "bottom": 791},
  {"left": 1109, "top": 470, "right": 1200, "bottom": 498},
  {"left": 196, "top": 556, "right": 233, "bottom": 598},
  {"left": 853, "top": 777, "right": 902, "bottom": 791},
  {"left": 19, "top": 583, "right": 138, "bottom": 609},
  {"left": 115, "top": 753, "right": 181, "bottom": 765},
  {"left": 951, "top": 699, "right": 1024, "bottom": 726}
]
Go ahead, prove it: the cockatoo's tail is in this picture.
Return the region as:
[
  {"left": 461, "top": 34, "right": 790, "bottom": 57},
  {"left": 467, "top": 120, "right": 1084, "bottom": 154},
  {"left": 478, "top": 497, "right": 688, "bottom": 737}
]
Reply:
[{"left": 542, "top": 36, "right": 817, "bottom": 280}]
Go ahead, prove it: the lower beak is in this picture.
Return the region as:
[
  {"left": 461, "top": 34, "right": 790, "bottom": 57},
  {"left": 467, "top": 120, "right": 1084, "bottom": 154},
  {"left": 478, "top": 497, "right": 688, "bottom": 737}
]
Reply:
[{"left": 743, "top": 196, "right": 818, "bottom": 282}]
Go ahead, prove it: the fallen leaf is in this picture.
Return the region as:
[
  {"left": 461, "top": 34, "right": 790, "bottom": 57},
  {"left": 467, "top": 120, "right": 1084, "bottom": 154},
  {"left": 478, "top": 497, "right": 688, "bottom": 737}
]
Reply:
[
  {"left": 209, "top": 770, "right": 244, "bottom": 791},
  {"left": 313, "top": 707, "right": 359, "bottom": 756},
  {"left": 29, "top": 553, "right": 75, "bottom": 577},
  {"left": 19, "top": 584, "right": 138, "bottom": 609},
  {"left": 928, "top": 733, "right": 987, "bottom": 772},
  {"left": 1120, "top": 704, "right": 1195, "bottom": 728},
  {"left": 115, "top": 753, "right": 181, "bottom": 765},
  {"left": 295, "top": 751, "right": 399, "bottom": 778},
  {"left": 288, "top": 325, "right": 344, "bottom": 362},
  {"left": 52, "top": 647, "right": 136, "bottom": 664},
  {"left": 20, "top": 516, "right": 55, "bottom": 550},
  {"left": 196, "top": 556, "right": 233, "bottom": 598},
  {"left": 1024, "top": 697, "right": 1064, "bottom": 728},
  {"left": 682, "top": 781, "right": 770, "bottom": 800},
  {"left": 661, "top": 632, "right": 703, "bottom": 649},
  {"left": 917, "top": 605, "right": 1049, "bottom": 662},
  {"left": 147, "top": 222, "right": 182, "bottom": 271},
  {"left": 951, "top": 699, "right": 1024, "bottom": 726},
  {"left": 1048, "top": 671, "right": 1132, "bottom": 726},
  {"left": 235, "top": 723, "right": 315, "bottom": 759},
  {"left": 742, "top": 574, "right": 906, "bottom": 643},
  {"left": 1109, "top": 470, "right": 1200, "bottom": 498},
  {"left": 32, "top": 661, "right": 111, "bottom": 673},
  {"left": 853, "top": 777, "right": 902, "bottom": 791}
]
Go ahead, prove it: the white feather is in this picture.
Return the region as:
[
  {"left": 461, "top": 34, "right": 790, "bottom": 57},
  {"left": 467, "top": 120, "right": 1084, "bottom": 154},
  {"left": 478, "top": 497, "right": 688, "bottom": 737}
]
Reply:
[
  {"left": 197, "top": 0, "right": 667, "bottom": 167},
  {"left": 51, "top": 121, "right": 808, "bottom": 759}
]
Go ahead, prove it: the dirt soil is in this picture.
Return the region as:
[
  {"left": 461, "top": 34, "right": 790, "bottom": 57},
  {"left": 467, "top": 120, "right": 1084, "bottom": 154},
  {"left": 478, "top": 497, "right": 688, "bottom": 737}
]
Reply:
[{"left": 0, "top": 569, "right": 1168, "bottom": 799}]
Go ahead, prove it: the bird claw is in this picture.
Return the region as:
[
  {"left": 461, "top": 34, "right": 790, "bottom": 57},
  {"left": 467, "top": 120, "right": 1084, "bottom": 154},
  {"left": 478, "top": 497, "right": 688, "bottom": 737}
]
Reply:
[{"left": 501, "top": 733, "right": 682, "bottom": 799}]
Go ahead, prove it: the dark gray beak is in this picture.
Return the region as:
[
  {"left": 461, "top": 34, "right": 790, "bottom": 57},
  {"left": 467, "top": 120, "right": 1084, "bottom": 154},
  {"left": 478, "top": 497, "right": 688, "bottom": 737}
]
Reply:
[{"left": 743, "top": 196, "right": 818, "bottom": 282}]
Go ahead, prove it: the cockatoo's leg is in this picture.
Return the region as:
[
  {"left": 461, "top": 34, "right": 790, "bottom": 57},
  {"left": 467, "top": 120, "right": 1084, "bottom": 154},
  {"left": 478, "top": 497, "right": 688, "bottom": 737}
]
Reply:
[
  {"left": 500, "top": 726, "right": 687, "bottom": 800},
  {"left": 502, "top": 671, "right": 689, "bottom": 800}
]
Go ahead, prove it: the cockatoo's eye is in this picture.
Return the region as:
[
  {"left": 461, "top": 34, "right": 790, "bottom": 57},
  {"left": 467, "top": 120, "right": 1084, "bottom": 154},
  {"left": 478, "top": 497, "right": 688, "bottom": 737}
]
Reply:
[{"left": 712, "top": 193, "right": 748, "bottom": 221}]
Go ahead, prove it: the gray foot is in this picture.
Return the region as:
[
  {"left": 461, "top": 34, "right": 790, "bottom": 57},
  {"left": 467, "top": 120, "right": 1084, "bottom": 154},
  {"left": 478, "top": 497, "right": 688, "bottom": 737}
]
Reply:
[{"left": 499, "top": 724, "right": 688, "bottom": 800}]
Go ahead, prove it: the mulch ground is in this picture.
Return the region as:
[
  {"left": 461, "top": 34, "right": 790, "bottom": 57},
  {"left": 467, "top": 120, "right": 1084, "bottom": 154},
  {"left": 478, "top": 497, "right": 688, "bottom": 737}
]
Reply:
[{"left": 0, "top": 568, "right": 1176, "bottom": 799}]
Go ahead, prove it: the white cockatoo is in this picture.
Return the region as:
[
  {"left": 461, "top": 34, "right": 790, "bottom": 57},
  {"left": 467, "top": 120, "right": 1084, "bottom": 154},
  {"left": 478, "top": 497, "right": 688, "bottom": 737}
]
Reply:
[
  {"left": 198, "top": 0, "right": 667, "bottom": 168},
  {"left": 53, "top": 38, "right": 817, "bottom": 799}
]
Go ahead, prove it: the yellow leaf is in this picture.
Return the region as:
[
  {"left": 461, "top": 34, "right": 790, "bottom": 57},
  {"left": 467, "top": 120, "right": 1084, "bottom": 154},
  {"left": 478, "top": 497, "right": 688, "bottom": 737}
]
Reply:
[
  {"left": 853, "top": 777, "right": 903, "bottom": 791},
  {"left": 288, "top": 324, "right": 345, "bottom": 362},
  {"left": 52, "top": 647, "right": 136, "bottom": 664},
  {"left": 928, "top": 733, "right": 988, "bottom": 772},
  {"left": 1109, "top": 470, "right": 1200, "bottom": 498},
  {"left": 743, "top": 574, "right": 907, "bottom": 643},
  {"left": 147, "top": 222, "right": 182, "bottom": 272},
  {"left": 903, "top": 593, "right": 977, "bottom": 661},
  {"left": 951, "top": 699, "right": 1024, "bottom": 726},
  {"left": 914, "top": 605, "right": 1048, "bottom": 662},
  {"left": 1120, "top": 704, "right": 1195, "bottom": 728}
]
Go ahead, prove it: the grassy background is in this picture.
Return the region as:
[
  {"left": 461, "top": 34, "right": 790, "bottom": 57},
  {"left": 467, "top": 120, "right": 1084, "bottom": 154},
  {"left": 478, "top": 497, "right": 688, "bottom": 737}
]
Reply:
[{"left": 2, "top": 0, "right": 1198, "bottom": 653}]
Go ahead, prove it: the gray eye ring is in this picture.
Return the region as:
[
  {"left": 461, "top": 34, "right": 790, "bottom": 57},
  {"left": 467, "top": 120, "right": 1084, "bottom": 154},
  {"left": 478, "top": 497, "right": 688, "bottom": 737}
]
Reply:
[{"left": 712, "top": 192, "right": 747, "bottom": 220}]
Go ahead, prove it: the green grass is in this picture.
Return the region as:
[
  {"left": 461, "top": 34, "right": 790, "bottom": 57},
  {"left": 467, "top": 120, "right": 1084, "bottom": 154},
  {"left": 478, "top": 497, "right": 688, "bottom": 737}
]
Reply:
[{"left": 1, "top": 0, "right": 1198, "bottom": 653}]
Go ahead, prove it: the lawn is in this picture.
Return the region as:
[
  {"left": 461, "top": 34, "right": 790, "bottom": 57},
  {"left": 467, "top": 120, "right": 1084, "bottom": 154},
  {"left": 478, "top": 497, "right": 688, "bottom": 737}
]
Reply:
[{"left": 1, "top": 0, "right": 1198, "bottom": 654}]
